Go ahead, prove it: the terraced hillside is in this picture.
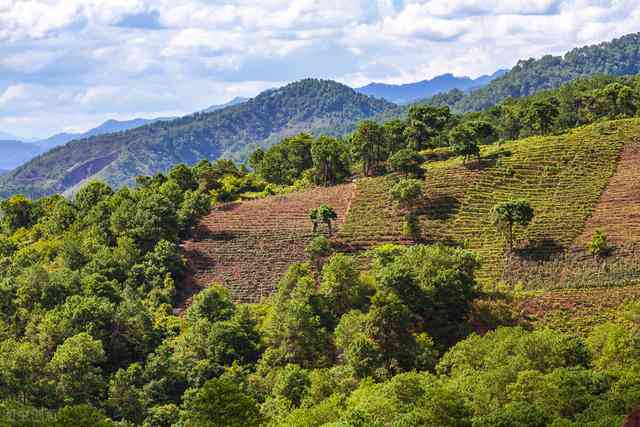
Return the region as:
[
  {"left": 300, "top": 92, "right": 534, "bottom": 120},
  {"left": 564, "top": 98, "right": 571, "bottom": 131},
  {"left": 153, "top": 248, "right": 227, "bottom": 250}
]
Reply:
[
  {"left": 181, "top": 184, "right": 354, "bottom": 304},
  {"left": 340, "top": 119, "right": 640, "bottom": 288},
  {"left": 182, "top": 119, "right": 640, "bottom": 306}
]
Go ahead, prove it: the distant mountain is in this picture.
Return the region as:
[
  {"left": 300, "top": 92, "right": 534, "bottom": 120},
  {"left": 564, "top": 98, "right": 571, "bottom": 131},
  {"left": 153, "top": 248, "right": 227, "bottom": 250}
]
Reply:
[
  {"left": 36, "top": 117, "right": 173, "bottom": 150},
  {"left": 0, "top": 140, "right": 45, "bottom": 171},
  {"left": 203, "top": 97, "right": 249, "bottom": 113},
  {"left": 427, "top": 32, "right": 640, "bottom": 112},
  {"left": 0, "top": 131, "right": 22, "bottom": 141},
  {"left": 355, "top": 70, "right": 507, "bottom": 104},
  {"left": 0, "top": 79, "right": 395, "bottom": 198}
]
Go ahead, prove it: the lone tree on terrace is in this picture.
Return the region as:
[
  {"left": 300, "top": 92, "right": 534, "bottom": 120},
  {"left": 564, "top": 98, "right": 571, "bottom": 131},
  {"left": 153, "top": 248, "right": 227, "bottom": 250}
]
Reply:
[
  {"left": 309, "top": 204, "right": 338, "bottom": 236},
  {"left": 491, "top": 199, "right": 534, "bottom": 252},
  {"left": 390, "top": 178, "right": 424, "bottom": 241}
]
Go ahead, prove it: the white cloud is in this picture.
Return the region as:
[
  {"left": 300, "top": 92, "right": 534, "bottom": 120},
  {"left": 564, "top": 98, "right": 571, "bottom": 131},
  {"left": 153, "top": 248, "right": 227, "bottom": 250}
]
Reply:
[{"left": 0, "top": 0, "right": 639, "bottom": 137}]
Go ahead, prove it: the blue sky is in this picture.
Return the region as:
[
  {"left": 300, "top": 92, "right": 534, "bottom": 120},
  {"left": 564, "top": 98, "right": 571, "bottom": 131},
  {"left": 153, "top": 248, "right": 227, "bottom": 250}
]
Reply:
[{"left": 1, "top": 0, "right": 639, "bottom": 139}]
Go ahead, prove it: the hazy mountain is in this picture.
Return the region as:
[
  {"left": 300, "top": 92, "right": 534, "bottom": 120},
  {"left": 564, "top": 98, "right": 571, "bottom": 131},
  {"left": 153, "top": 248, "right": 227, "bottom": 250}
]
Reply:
[
  {"left": 0, "top": 79, "right": 395, "bottom": 198},
  {"left": 36, "top": 117, "right": 173, "bottom": 150},
  {"left": 428, "top": 32, "right": 640, "bottom": 112},
  {"left": 355, "top": 70, "right": 507, "bottom": 104},
  {"left": 0, "top": 140, "right": 45, "bottom": 171},
  {"left": 203, "top": 96, "right": 249, "bottom": 113},
  {"left": 0, "top": 131, "right": 22, "bottom": 141}
]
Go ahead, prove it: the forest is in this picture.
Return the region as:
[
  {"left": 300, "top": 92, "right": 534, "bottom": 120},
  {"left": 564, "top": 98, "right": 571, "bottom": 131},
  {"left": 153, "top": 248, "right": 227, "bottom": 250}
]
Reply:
[{"left": 1, "top": 74, "right": 640, "bottom": 426}]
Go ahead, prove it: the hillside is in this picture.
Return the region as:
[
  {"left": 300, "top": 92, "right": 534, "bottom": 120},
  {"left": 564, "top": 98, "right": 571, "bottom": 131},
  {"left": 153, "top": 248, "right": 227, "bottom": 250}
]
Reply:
[
  {"left": 0, "top": 79, "right": 394, "bottom": 198},
  {"left": 428, "top": 32, "right": 640, "bottom": 112},
  {"left": 35, "top": 117, "right": 174, "bottom": 150},
  {"left": 184, "top": 119, "right": 640, "bottom": 314},
  {"left": 356, "top": 70, "right": 506, "bottom": 104},
  {"left": 182, "top": 184, "right": 354, "bottom": 304}
]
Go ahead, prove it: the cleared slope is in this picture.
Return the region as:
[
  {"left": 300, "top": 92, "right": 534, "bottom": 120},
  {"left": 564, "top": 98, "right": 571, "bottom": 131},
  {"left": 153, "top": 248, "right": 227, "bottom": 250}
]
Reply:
[
  {"left": 341, "top": 120, "right": 639, "bottom": 287},
  {"left": 181, "top": 184, "right": 354, "bottom": 304}
]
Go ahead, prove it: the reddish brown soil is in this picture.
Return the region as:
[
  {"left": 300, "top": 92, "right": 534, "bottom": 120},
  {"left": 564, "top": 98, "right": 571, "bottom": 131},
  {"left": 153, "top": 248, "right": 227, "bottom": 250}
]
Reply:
[
  {"left": 575, "top": 140, "right": 640, "bottom": 247},
  {"left": 179, "top": 184, "right": 354, "bottom": 305},
  {"left": 624, "top": 407, "right": 640, "bottom": 427}
]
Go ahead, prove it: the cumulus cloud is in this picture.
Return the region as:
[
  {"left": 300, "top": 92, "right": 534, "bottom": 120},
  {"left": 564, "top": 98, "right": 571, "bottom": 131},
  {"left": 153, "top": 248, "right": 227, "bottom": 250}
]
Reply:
[{"left": 0, "top": 0, "right": 639, "bottom": 138}]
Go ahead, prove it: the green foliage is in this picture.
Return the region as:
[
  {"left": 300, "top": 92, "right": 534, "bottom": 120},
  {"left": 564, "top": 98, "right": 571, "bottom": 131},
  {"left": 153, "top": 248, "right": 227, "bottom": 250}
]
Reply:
[
  {"left": 309, "top": 204, "right": 338, "bottom": 235},
  {"left": 404, "top": 104, "right": 451, "bottom": 150},
  {"left": 389, "top": 179, "right": 423, "bottom": 211},
  {"left": 179, "top": 378, "right": 261, "bottom": 427},
  {"left": 387, "top": 149, "right": 423, "bottom": 177},
  {"left": 352, "top": 120, "right": 388, "bottom": 176},
  {"left": 492, "top": 199, "right": 534, "bottom": 251},
  {"left": 428, "top": 33, "right": 640, "bottom": 113},
  {"left": 311, "top": 136, "right": 350, "bottom": 186},
  {"left": 586, "top": 229, "right": 610, "bottom": 257}
]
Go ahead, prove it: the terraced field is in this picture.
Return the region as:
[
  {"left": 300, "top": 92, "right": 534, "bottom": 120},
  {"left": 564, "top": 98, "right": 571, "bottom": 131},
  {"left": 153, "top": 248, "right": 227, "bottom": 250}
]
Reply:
[
  {"left": 517, "top": 286, "right": 640, "bottom": 335},
  {"left": 182, "top": 119, "right": 640, "bottom": 305},
  {"left": 341, "top": 119, "right": 640, "bottom": 287},
  {"left": 180, "top": 184, "right": 354, "bottom": 304}
]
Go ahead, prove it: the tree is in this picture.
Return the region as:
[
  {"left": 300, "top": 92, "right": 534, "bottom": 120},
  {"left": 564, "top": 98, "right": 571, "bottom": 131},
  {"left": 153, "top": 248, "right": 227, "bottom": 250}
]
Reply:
[
  {"left": 185, "top": 285, "right": 235, "bottom": 325},
  {"left": 451, "top": 138, "right": 480, "bottom": 165},
  {"left": 179, "top": 378, "right": 261, "bottom": 427},
  {"left": 305, "top": 235, "right": 333, "bottom": 275},
  {"left": 0, "top": 194, "right": 35, "bottom": 233},
  {"left": 389, "top": 179, "right": 423, "bottom": 212},
  {"left": 74, "top": 182, "right": 114, "bottom": 215},
  {"left": 449, "top": 121, "right": 497, "bottom": 164},
  {"left": 47, "top": 333, "right": 107, "bottom": 406},
  {"left": 491, "top": 200, "right": 535, "bottom": 252},
  {"left": 311, "top": 136, "right": 349, "bottom": 186},
  {"left": 525, "top": 99, "right": 559, "bottom": 135},
  {"left": 352, "top": 120, "right": 387, "bottom": 176},
  {"left": 586, "top": 229, "right": 610, "bottom": 257},
  {"left": 309, "top": 204, "right": 338, "bottom": 236},
  {"left": 255, "top": 134, "right": 313, "bottom": 185},
  {"left": 387, "top": 149, "right": 423, "bottom": 177},
  {"left": 383, "top": 119, "right": 407, "bottom": 154},
  {"left": 318, "top": 254, "right": 368, "bottom": 322},
  {"left": 390, "top": 179, "right": 424, "bottom": 241},
  {"left": 404, "top": 105, "right": 451, "bottom": 151}
]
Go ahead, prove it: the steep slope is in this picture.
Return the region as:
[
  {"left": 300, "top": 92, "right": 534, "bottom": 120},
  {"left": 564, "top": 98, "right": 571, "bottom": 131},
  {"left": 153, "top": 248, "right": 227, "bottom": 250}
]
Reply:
[
  {"left": 0, "top": 79, "right": 395, "bottom": 198},
  {"left": 428, "top": 32, "right": 640, "bottom": 112},
  {"left": 181, "top": 183, "right": 354, "bottom": 304},
  {"left": 182, "top": 119, "right": 640, "bottom": 304},
  {"left": 35, "top": 117, "right": 173, "bottom": 150},
  {"left": 342, "top": 120, "right": 639, "bottom": 288},
  {"left": 356, "top": 70, "right": 506, "bottom": 104}
]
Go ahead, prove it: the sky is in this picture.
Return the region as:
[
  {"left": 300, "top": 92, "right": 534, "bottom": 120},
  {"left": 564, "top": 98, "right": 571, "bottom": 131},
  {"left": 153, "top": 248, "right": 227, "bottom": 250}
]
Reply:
[{"left": 1, "top": 0, "right": 639, "bottom": 139}]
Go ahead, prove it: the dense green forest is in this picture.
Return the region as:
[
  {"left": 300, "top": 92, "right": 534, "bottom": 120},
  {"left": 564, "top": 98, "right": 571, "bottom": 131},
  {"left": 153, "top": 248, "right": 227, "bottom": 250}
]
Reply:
[
  {"left": 427, "top": 32, "right": 640, "bottom": 113},
  {"left": 1, "top": 74, "right": 640, "bottom": 426}
]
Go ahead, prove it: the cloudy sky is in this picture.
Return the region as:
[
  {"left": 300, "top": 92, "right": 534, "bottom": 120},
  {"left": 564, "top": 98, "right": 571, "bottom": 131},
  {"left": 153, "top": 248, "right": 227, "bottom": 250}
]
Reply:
[{"left": 1, "top": 0, "right": 639, "bottom": 139}]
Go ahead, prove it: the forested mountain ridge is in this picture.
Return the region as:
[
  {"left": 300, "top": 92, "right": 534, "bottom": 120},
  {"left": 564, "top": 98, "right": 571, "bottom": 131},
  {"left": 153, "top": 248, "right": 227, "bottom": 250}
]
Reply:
[
  {"left": 0, "top": 79, "right": 394, "bottom": 198},
  {"left": 427, "top": 32, "right": 640, "bottom": 112},
  {"left": 356, "top": 70, "right": 507, "bottom": 104}
]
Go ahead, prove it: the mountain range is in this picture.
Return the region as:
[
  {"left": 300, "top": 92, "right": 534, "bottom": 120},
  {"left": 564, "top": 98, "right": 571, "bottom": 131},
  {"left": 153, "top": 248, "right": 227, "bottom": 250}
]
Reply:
[
  {"left": 0, "top": 79, "right": 394, "bottom": 198},
  {"left": 355, "top": 70, "right": 506, "bottom": 104},
  {"left": 2, "top": 32, "right": 640, "bottom": 199}
]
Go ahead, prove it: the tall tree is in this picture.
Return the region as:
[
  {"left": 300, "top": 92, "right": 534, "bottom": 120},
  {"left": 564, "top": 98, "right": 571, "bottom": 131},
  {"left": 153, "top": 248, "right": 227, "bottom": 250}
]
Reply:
[
  {"left": 352, "top": 120, "right": 387, "bottom": 176},
  {"left": 404, "top": 105, "right": 451, "bottom": 150}
]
